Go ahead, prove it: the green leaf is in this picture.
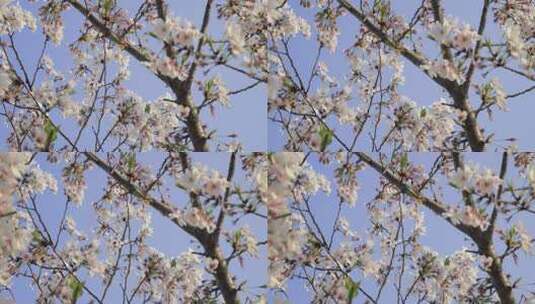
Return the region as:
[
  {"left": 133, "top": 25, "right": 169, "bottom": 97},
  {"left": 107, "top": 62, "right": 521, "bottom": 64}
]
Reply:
[
  {"left": 345, "top": 277, "right": 360, "bottom": 303},
  {"left": 319, "top": 125, "right": 333, "bottom": 151},
  {"left": 373, "top": 0, "right": 389, "bottom": 21},
  {"left": 481, "top": 82, "right": 493, "bottom": 103},
  {"left": 64, "top": 87, "right": 76, "bottom": 96},
  {"left": 204, "top": 78, "right": 215, "bottom": 96},
  {"left": 508, "top": 226, "right": 517, "bottom": 239},
  {"left": 419, "top": 108, "right": 427, "bottom": 118},
  {"left": 126, "top": 153, "right": 136, "bottom": 171},
  {"left": 102, "top": 0, "right": 113, "bottom": 16},
  {"left": 44, "top": 119, "right": 58, "bottom": 149},
  {"left": 67, "top": 275, "right": 84, "bottom": 303},
  {"left": 379, "top": 4, "right": 388, "bottom": 20},
  {"left": 282, "top": 77, "right": 294, "bottom": 90},
  {"left": 448, "top": 181, "right": 460, "bottom": 189},
  {"left": 399, "top": 153, "right": 409, "bottom": 169},
  {"left": 206, "top": 205, "right": 215, "bottom": 215},
  {"left": 233, "top": 230, "right": 242, "bottom": 244},
  {"left": 31, "top": 230, "right": 43, "bottom": 242}
]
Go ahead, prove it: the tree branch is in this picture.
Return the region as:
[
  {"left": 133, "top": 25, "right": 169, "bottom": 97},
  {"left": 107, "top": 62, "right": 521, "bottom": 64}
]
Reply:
[
  {"left": 337, "top": 0, "right": 486, "bottom": 151},
  {"left": 463, "top": 0, "right": 491, "bottom": 92},
  {"left": 429, "top": 0, "right": 454, "bottom": 62},
  {"left": 66, "top": 0, "right": 209, "bottom": 151}
]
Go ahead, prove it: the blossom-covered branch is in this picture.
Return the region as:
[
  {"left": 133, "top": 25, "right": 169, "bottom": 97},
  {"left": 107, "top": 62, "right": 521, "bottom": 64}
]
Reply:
[
  {"left": 268, "top": 0, "right": 534, "bottom": 152},
  {"left": 1, "top": 0, "right": 269, "bottom": 151},
  {"left": 356, "top": 152, "right": 515, "bottom": 303},
  {"left": 268, "top": 152, "right": 534, "bottom": 303},
  {"left": 1, "top": 152, "right": 267, "bottom": 303},
  {"left": 84, "top": 152, "right": 240, "bottom": 303}
]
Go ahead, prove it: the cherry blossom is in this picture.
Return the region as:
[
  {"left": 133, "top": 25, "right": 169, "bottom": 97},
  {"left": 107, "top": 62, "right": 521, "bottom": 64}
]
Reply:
[{"left": 1, "top": 1, "right": 535, "bottom": 304}]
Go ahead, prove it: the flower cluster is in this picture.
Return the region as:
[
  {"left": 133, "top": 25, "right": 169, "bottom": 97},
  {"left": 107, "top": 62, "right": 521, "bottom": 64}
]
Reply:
[
  {"left": 448, "top": 164, "right": 503, "bottom": 196},
  {"left": 182, "top": 207, "right": 216, "bottom": 233},
  {"left": 112, "top": 91, "right": 190, "bottom": 150},
  {"left": 479, "top": 78, "right": 508, "bottom": 111},
  {"left": 526, "top": 163, "right": 535, "bottom": 190},
  {"left": 227, "top": 226, "right": 259, "bottom": 257},
  {"left": 151, "top": 17, "right": 199, "bottom": 46},
  {"left": 268, "top": 152, "right": 304, "bottom": 287},
  {"left": 422, "top": 59, "right": 464, "bottom": 83},
  {"left": 0, "top": 154, "right": 31, "bottom": 285},
  {"left": 427, "top": 17, "right": 480, "bottom": 50},
  {"left": 413, "top": 248, "right": 478, "bottom": 303},
  {"left": 502, "top": 20, "right": 535, "bottom": 70},
  {"left": 62, "top": 160, "right": 87, "bottom": 205},
  {"left": 0, "top": 68, "right": 13, "bottom": 97},
  {"left": 38, "top": 1, "right": 65, "bottom": 44},
  {"left": 392, "top": 98, "right": 459, "bottom": 150},
  {"left": 220, "top": 0, "right": 310, "bottom": 73},
  {"left": 225, "top": 21, "right": 246, "bottom": 55},
  {"left": 268, "top": 152, "right": 333, "bottom": 288},
  {"left": 203, "top": 76, "right": 231, "bottom": 107},
  {"left": 175, "top": 163, "right": 230, "bottom": 198},
  {"left": 20, "top": 164, "right": 58, "bottom": 198},
  {"left": 138, "top": 248, "right": 203, "bottom": 303},
  {"left": 500, "top": 222, "right": 533, "bottom": 254},
  {"left": 0, "top": 0, "right": 36, "bottom": 35},
  {"left": 152, "top": 56, "right": 189, "bottom": 80},
  {"left": 444, "top": 205, "right": 488, "bottom": 229},
  {"left": 315, "top": 7, "right": 340, "bottom": 52}
]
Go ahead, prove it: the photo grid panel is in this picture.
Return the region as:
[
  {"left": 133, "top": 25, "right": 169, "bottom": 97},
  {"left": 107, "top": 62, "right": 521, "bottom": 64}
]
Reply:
[{"left": 1, "top": 0, "right": 535, "bottom": 303}]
